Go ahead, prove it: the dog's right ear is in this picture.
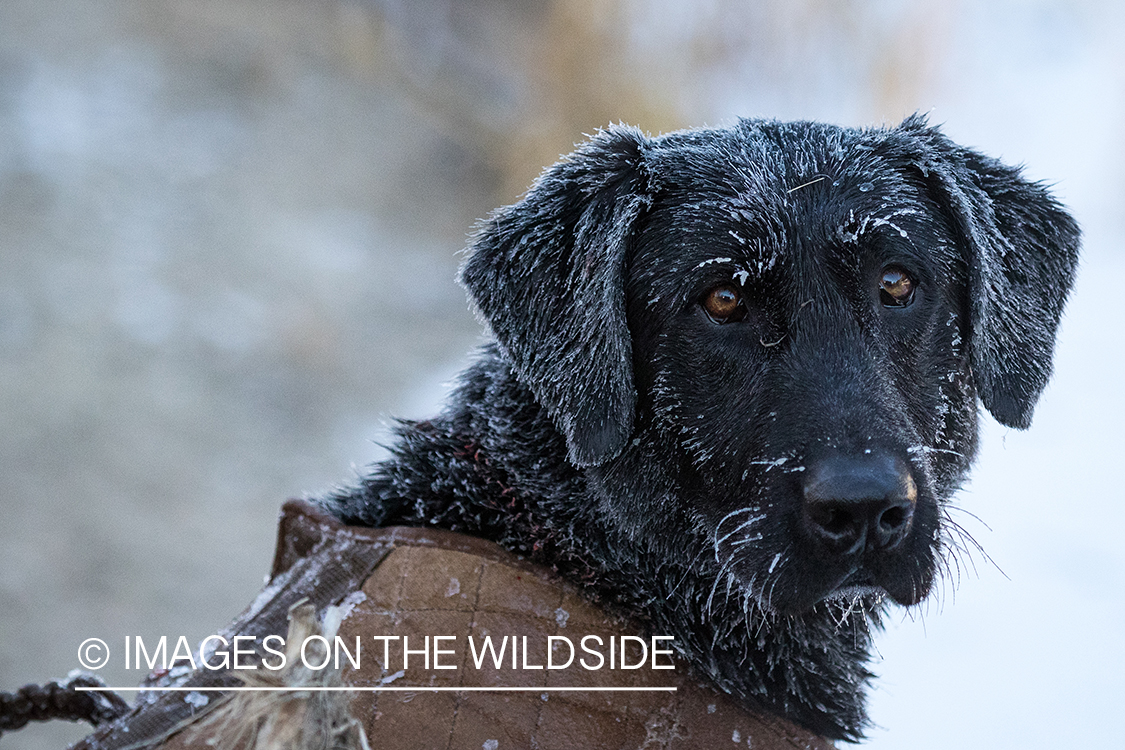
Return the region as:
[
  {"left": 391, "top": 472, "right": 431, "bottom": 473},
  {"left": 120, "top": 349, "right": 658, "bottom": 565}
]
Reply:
[{"left": 460, "top": 126, "right": 651, "bottom": 467}]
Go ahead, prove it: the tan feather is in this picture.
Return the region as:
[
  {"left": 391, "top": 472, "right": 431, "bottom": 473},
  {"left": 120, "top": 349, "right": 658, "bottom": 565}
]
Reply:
[{"left": 186, "top": 602, "right": 370, "bottom": 750}]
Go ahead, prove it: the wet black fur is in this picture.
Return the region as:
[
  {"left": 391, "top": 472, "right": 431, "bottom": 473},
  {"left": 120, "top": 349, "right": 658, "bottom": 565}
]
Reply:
[{"left": 324, "top": 115, "right": 1079, "bottom": 740}]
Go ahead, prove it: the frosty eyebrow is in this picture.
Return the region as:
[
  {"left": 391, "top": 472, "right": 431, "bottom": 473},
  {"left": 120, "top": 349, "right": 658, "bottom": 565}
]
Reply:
[{"left": 839, "top": 208, "right": 923, "bottom": 244}]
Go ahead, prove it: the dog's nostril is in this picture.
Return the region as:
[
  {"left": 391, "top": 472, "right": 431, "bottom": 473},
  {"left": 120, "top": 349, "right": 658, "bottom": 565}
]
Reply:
[
  {"left": 808, "top": 504, "right": 856, "bottom": 537},
  {"left": 804, "top": 498, "right": 879, "bottom": 555},
  {"left": 879, "top": 503, "right": 908, "bottom": 532},
  {"left": 871, "top": 498, "right": 915, "bottom": 549},
  {"left": 802, "top": 453, "right": 917, "bottom": 555}
]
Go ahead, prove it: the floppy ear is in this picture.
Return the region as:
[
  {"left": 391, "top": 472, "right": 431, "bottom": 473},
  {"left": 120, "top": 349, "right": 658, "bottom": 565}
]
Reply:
[
  {"left": 459, "top": 126, "right": 651, "bottom": 466},
  {"left": 899, "top": 115, "right": 1081, "bottom": 428}
]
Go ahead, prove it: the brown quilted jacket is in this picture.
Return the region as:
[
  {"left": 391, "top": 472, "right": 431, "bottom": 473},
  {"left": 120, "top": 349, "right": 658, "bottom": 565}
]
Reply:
[{"left": 74, "top": 500, "right": 834, "bottom": 750}]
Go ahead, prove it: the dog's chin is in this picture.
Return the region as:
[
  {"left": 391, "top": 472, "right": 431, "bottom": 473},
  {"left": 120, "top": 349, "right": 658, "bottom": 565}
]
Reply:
[
  {"left": 822, "top": 583, "right": 886, "bottom": 603},
  {"left": 821, "top": 568, "right": 932, "bottom": 609},
  {"left": 762, "top": 567, "right": 932, "bottom": 615}
]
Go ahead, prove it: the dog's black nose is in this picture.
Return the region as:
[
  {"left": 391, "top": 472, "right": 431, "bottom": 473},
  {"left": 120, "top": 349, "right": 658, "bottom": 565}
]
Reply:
[{"left": 802, "top": 453, "right": 917, "bottom": 556}]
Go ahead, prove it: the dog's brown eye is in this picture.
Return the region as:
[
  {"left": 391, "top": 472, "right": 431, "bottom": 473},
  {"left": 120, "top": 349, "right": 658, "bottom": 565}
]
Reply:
[
  {"left": 702, "top": 284, "right": 745, "bottom": 323},
  {"left": 879, "top": 267, "right": 916, "bottom": 307}
]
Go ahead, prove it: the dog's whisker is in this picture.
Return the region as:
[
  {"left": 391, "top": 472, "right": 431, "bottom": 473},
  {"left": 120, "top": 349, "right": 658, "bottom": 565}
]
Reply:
[
  {"left": 908, "top": 444, "right": 967, "bottom": 459},
  {"left": 940, "top": 506, "right": 1007, "bottom": 581},
  {"left": 705, "top": 556, "right": 734, "bottom": 618},
  {"left": 747, "top": 458, "right": 785, "bottom": 469},
  {"left": 729, "top": 533, "right": 765, "bottom": 548},
  {"left": 714, "top": 505, "right": 764, "bottom": 533},
  {"left": 830, "top": 600, "right": 852, "bottom": 631},
  {"left": 716, "top": 515, "right": 767, "bottom": 548},
  {"left": 934, "top": 552, "right": 956, "bottom": 615},
  {"left": 944, "top": 504, "right": 995, "bottom": 533},
  {"left": 762, "top": 545, "right": 792, "bottom": 612},
  {"left": 668, "top": 540, "right": 714, "bottom": 597},
  {"left": 765, "top": 574, "right": 780, "bottom": 612},
  {"left": 713, "top": 507, "right": 767, "bottom": 563}
]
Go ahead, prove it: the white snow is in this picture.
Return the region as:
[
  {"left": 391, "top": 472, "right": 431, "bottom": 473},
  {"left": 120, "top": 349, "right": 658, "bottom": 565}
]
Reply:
[{"left": 554, "top": 607, "right": 570, "bottom": 628}]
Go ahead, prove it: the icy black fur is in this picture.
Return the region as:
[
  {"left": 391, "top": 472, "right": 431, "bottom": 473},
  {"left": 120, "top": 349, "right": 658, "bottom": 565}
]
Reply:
[{"left": 324, "top": 116, "right": 1079, "bottom": 740}]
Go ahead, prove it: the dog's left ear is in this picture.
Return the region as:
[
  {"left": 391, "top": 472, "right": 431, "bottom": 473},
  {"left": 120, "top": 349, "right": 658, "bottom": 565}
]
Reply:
[
  {"left": 898, "top": 115, "right": 1081, "bottom": 429},
  {"left": 460, "top": 126, "right": 651, "bottom": 466}
]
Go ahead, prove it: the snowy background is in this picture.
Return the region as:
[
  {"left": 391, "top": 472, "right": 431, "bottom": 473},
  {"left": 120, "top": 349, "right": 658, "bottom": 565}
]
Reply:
[{"left": 1, "top": 1, "right": 1121, "bottom": 748}]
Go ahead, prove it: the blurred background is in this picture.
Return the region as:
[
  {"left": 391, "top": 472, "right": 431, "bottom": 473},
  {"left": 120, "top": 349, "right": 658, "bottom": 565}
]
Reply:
[{"left": 1, "top": 1, "right": 1121, "bottom": 747}]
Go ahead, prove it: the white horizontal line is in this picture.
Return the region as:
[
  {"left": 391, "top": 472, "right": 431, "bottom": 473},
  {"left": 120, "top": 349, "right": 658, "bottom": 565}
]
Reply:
[{"left": 77, "top": 686, "right": 677, "bottom": 693}]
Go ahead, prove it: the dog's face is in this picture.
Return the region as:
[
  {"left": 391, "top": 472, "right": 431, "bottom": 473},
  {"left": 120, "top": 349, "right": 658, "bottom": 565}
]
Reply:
[
  {"left": 622, "top": 153, "right": 967, "bottom": 612},
  {"left": 462, "top": 117, "right": 1079, "bottom": 616}
]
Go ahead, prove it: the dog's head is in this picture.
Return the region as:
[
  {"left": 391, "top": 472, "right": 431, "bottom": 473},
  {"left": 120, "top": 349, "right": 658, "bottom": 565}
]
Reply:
[{"left": 461, "top": 116, "right": 1079, "bottom": 615}]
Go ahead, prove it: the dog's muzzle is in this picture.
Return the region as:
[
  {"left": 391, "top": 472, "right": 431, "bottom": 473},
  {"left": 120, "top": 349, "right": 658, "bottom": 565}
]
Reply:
[{"left": 799, "top": 452, "right": 923, "bottom": 603}]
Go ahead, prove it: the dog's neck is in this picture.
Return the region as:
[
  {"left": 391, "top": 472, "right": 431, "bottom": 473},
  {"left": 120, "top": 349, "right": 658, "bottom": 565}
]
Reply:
[
  {"left": 323, "top": 344, "right": 879, "bottom": 739},
  {"left": 326, "top": 346, "right": 617, "bottom": 590}
]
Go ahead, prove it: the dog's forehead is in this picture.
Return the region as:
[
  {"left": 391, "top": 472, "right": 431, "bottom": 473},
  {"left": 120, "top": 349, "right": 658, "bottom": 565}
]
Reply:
[
  {"left": 649, "top": 123, "right": 919, "bottom": 212},
  {"left": 633, "top": 127, "right": 933, "bottom": 287}
]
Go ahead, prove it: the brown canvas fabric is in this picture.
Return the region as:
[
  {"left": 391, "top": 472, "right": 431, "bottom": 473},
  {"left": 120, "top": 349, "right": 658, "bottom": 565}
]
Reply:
[{"left": 75, "top": 500, "right": 834, "bottom": 750}]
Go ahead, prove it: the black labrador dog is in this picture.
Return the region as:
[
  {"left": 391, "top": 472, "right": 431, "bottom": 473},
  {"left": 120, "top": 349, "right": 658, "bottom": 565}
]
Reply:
[{"left": 325, "top": 115, "right": 1079, "bottom": 740}]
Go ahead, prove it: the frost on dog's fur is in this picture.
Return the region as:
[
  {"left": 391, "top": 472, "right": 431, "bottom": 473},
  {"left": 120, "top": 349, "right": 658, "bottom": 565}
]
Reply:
[{"left": 324, "top": 115, "right": 1079, "bottom": 740}]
